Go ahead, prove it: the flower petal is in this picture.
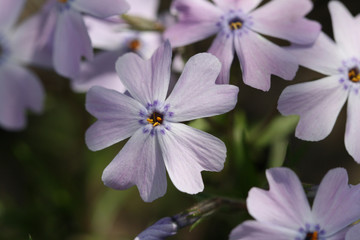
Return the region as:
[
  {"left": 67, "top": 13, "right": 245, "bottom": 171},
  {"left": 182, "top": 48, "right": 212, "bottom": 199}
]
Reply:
[
  {"left": 277, "top": 76, "right": 348, "bottom": 141},
  {"left": 251, "top": 0, "right": 321, "bottom": 44},
  {"left": 164, "top": 0, "right": 221, "bottom": 47},
  {"left": 72, "top": 49, "right": 126, "bottom": 93},
  {"left": 287, "top": 33, "right": 345, "bottom": 76},
  {"left": 208, "top": 33, "right": 235, "bottom": 84},
  {"left": 213, "top": 0, "right": 263, "bottom": 13},
  {"left": 20, "top": 3, "right": 56, "bottom": 68},
  {"left": 135, "top": 32, "right": 163, "bottom": 59},
  {"left": 164, "top": 21, "right": 218, "bottom": 48},
  {"left": 234, "top": 30, "right": 298, "bottom": 91},
  {"left": 127, "top": 0, "right": 159, "bottom": 20},
  {"left": 8, "top": 14, "right": 40, "bottom": 64},
  {"left": 0, "top": 64, "right": 44, "bottom": 130},
  {"left": 73, "top": 0, "right": 129, "bottom": 18},
  {"left": 329, "top": 1, "right": 360, "bottom": 57},
  {"left": 345, "top": 91, "right": 360, "bottom": 163},
  {"left": 115, "top": 41, "right": 172, "bottom": 106},
  {"left": 85, "top": 86, "right": 144, "bottom": 150},
  {"left": 54, "top": 9, "right": 93, "bottom": 78},
  {"left": 346, "top": 224, "right": 360, "bottom": 240},
  {"left": 0, "top": 0, "right": 24, "bottom": 32},
  {"left": 229, "top": 220, "right": 298, "bottom": 240},
  {"left": 84, "top": 16, "right": 128, "bottom": 51},
  {"left": 312, "top": 168, "right": 360, "bottom": 236},
  {"left": 9, "top": 4, "right": 55, "bottom": 66},
  {"left": 158, "top": 123, "right": 226, "bottom": 194},
  {"left": 165, "top": 53, "right": 238, "bottom": 122},
  {"left": 102, "top": 128, "right": 167, "bottom": 202},
  {"left": 247, "top": 168, "right": 311, "bottom": 230}
]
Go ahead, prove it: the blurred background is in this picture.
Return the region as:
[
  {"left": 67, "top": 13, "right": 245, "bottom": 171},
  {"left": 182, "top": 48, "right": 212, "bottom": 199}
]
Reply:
[{"left": 1, "top": 0, "right": 360, "bottom": 239}]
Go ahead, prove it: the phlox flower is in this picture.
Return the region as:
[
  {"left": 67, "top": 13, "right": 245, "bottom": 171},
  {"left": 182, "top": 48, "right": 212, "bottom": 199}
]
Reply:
[
  {"left": 28, "top": 0, "right": 129, "bottom": 78},
  {"left": 0, "top": 0, "right": 44, "bottom": 130},
  {"left": 85, "top": 41, "right": 239, "bottom": 202},
  {"left": 230, "top": 167, "right": 360, "bottom": 240},
  {"left": 72, "top": 0, "right": 162, "bottom": 93},
  {"left": 135, "top": 217, "right": 178, "bottom": 240},
  {"left": 164, "top": 0, "right": 321, "bottom": 90},
  {"left": 277, "top": 1, "right": 360, "bottom": 163}
]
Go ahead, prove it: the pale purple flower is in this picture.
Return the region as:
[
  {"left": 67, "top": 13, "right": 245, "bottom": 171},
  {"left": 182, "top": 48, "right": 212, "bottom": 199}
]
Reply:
[
  {"left": 72, "top": 0, "right": 162, "bottom": 92},
  {"left": 277, "top": 1, "right": 360, "bottom": 163},
  {"left": 0, "top": 0, "right": 44, "bottom": 130},
  {"left": 230, "top": 167, "right": 360, "bottom": 240},
  {"left": 164, "top": 0, "right": 321, "bottom": 90},
  {"left": 29, "top": 0, "right": 130, "bottom": 78},
  {"left": 85, "top": 41, "right": 239, "bottom": 202},
  {"left": 135, "top": 217, "right": 178, "bottom": 240}
]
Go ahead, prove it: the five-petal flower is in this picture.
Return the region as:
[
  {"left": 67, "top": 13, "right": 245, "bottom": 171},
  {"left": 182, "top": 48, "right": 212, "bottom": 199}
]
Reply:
[
  {"left": 277, "top": 1, "right": 360, "bottom": 163},
  {"left": 230, "top": 167, "right": 360, "bottom": 240},
  {"left": 164, "top": 0, "right": 321, "bottom": 90},
  {"left": 85, "top": 41, "right": 239, "bottom": 202}
]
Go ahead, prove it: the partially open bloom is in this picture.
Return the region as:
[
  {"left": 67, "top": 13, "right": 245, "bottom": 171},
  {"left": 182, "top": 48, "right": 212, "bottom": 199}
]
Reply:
[
  {"left": 29, "top": 0, "right": 129, "bottom": 78},
  {"left": 277, "top": 1, "right": 360, "bottom": 163},
  {"left": 230, "top": 167, "right": 360, "bottom": 240},
  {"left": 0, "top": 0, "right": 44, "bottom": 130},
  {"left": 72, "top": 0, "right": 162, "bottom": 92},
  {"left": 85, "top": 41, "right": 239, "bottom": 202},
  {"left": 164, "top": 0, "right": 321, "bottom": 90},
  {"left": 135, "top": 217, "right": 178, "bottom": 240}
]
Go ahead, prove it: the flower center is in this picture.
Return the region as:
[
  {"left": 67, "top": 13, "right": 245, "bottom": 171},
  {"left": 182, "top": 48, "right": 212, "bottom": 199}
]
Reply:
[
  {"left": 146, "top": 112, "right": 163, "bottom": 127},
  {"left": 129, "top": 39, "right": 141, "bottom": 51},
  {"left": 348, "top": 67, "right": 360, "bottom": 82},
  {"left": 228, "top": 17, "right": 243, "bottom": 31},
  {"left": 58, "top": 0, "right": 68, "bottom": 2},
  {"left": 305, "top": 232, "right": 318, "bottom": 240}
]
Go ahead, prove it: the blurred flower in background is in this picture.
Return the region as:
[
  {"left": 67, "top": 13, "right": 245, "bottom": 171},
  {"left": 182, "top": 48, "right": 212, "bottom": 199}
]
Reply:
[
  {"left": 27, "top": 0, "right": 130, "bottom": 78},
  {"left": 72, "top": 0, "right": 162, "bottom": 93},
  {"left": 0, "top": 0, "right": 44, "bottom": 130}
]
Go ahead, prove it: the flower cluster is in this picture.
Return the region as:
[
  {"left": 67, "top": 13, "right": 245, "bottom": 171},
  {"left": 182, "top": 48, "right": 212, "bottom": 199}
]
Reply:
[{"left": 2, "top": 0, "right": 360, "bottom": 239}]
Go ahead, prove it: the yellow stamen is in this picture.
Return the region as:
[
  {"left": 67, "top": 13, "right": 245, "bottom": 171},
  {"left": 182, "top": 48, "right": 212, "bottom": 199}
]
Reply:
[
  {"left": 229, "top": 22, "right": 242, "bottom": 30},
  {"left": 306, "top": 231, "right": 318, "bottom": 240},
  {"left": 146, "top": 112, "right": 163, "bottom": 127},
  {"left": 129, "top": 39, "right": 141, "bottom": 51},
  {"left": 349, "top": 70, "right": 360, "bottom": 82}
]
